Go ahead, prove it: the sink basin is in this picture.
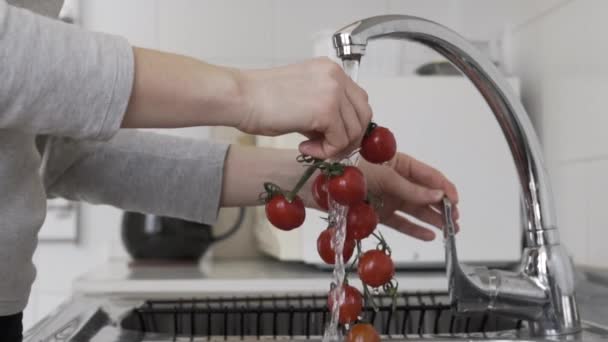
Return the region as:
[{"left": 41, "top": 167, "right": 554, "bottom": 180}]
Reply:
[
  {"left": 23, "top": 270, "right": 608, "bottom": 341},
  {"left": 120, "top": 292, "right": 526, "bottom": 340}
]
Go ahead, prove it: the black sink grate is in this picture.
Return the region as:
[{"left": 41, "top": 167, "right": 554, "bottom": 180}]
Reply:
[{"left": 121, "top": 291, "right": 526, "bottom": 339}]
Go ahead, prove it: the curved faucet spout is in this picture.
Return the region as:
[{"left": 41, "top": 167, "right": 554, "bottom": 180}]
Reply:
[
  {"left": 333, "top": 15, "right": 580, "bottom": 336},
  {"left": 333, "top": 15, "right": 554, "bottom": 244}
]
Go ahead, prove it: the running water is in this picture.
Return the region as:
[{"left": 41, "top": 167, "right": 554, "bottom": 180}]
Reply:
[
  {"left": 341, "top": 59, "right": 360, "bottom": 83},
  {"left": 322, "top": 58, "right": 361, "bottom": 342}
]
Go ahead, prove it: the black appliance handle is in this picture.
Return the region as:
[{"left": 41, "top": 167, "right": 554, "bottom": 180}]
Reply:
[{"left": 212, "top": 207, "right": 246, "bottom": 242}]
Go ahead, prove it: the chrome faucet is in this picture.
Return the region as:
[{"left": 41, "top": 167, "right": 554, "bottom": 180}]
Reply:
[{"left": 333, "top": 15, "right": 580, "bottom": 336}]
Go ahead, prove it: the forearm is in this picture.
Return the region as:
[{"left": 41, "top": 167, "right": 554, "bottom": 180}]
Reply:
[
  {"left": 122, "top": 48, "right": 244, "bottom": 129},
  {"left": 220, "top": 145, "right": 319, "bottom": 208},
  {"left": 42, "top": 131, "right": 229, "bottom": 224}
]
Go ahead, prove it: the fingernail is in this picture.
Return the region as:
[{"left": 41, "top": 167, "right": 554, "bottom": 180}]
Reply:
[{"left": 430, "top": 190, "right": 444, "bottom": 201}]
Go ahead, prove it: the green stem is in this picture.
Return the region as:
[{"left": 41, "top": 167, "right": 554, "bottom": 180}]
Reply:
[
  {"left": 363, "top": 283, "right": 379, "bottom": 312},
  {"left": 286, "top": 163, "right": 318, "bottom": 202},
  {"left": 346, "top": 254, "right": 359, "bottom": 278},
  {"left": 366, "top": 191, "right": 384, "bottom": 210},
  {"left": 365, "top": 122, "right": 377, "bottom": 137},
  {"left": 371, "top": 232, "right": 382, "bottom": 241},
  {"left": 372, "top": 231, "right": 391, "bottom": 255}
]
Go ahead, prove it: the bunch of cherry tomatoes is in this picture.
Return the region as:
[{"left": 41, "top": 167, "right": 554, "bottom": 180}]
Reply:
[{"left": 262, "top": 123, "right": 397, "bottom": 342}]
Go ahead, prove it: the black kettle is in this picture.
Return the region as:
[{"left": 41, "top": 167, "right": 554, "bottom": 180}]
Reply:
[{"left": 121, "top": 208, "right": 246, "bottom": 261}]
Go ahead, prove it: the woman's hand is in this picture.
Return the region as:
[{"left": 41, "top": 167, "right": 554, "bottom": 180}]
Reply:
[
  {"left": 359, "top": 153, "right": 459, "bottom": 241},
  {"left": 237, "top": 58, "right": 372, "bottom": 159},
  {"left": 220, "top": 146, "right": 458, "bottom": 242},
  {"left": 123, "top": 50, "right": 370, "bottom": 160}
]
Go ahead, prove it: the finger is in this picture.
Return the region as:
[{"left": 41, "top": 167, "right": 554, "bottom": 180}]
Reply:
[
  {"left": 430, "top": 203, "right": 459, "bottom": 220},
  {"left": 340, "top": 93, "right": 364, "bottom": 145},
  {"left": 402, "top": 204, "right": 444, "bottom": 229},
  {"left": 299, "top": 117, "right": 350, "bottom": 159},
  {"left": 393, "top": 154, "right": 459, "bottom": 204},
  {"left": 428, "top": 204, "right": 461, "bottom": 232},
  {"left": 383, "top": 214, "right": 436, "bottom": 241},
  {"left": 320, "top": 109, "right": 351, "bottom": 158},
  {"left": 380, "top": 168, "right": 445, "bottom": 206},
  {"left": 301, "top": 131, "right": 356, "bottom": 160},
  {"left": 345, "top": 80, "right": 373, "bottom": 132}
]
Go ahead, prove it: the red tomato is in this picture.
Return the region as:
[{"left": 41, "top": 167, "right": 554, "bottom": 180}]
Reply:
[
  {"left": 312, "top": 173, "right": 329, "bottom": 211},
  {"left": 317, "top": 227, "right": 356, "bottom": 264},
  {"left": 265, "top": 194, "right": 305, "bottom": 231},
  {"left": 327, "top": 284, "right": 363, "bottom": 324},
  {"left": 358, "top": 250, "right": 395, "bottom": 287},
  {"left": 346, "top": 323, "right": 381, "bottom": 342},
  {"left": 346, "top": 202, "right": 378, "bottom": 240},
  {"left": 328, "top": 166, "right": 367, "bottom": 206},
  {"left": 360, "top": 126, "right": 397, "bottom": 164}
]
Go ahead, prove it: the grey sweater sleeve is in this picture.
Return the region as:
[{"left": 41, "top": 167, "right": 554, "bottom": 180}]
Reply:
[
  {"left": 0, "top": 1, "right": 133, "bottom": 140},
  {"left": 40, "top": 131, "right": 230, "bottom": 224}
]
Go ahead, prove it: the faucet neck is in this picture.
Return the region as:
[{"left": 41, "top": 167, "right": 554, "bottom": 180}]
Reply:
[
  {"left": 333, "top": 15, "right": 557, "bottom": 245},
  {"left": 333, "top": 15, "right": 580, "bottom": 336}
]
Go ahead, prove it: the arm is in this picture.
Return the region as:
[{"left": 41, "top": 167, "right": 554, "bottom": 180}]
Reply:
[
  {"left": 0, "top": 1, "right": 132, "bottom": 139},
  {"left": 2, "top": 0, "right": 371, "bottom": 159},
  {"left": 122, "top": 48, "right": 372, "bottom": 159},
  {"left": 221, "top": 145, "right": 460, "bottom": 241},
  {"left": 41, "top": 131, "right": 228, "bottom": 224},
  {"left": 42, "top": 129, "right": 458, "bottom": 236},
  {"left": 121, "top": 48, "right": 242, "bottom": 129}
]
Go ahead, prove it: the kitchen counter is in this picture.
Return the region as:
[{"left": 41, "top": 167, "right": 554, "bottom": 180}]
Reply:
[{"left": 73, "top": 257, "right": 448, "bottom": 296}]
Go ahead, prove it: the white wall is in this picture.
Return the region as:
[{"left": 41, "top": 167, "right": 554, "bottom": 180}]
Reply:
[
  {"left": 512, "top": 0, "right": 608, "bottom": 268},
  {"left": 26, "top": 0, "right": 563, "bottom": 329}
]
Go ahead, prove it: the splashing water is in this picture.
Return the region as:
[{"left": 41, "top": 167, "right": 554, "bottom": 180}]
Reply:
[{"left": 322, "top": 58, "right": 361, "bottom": 342}]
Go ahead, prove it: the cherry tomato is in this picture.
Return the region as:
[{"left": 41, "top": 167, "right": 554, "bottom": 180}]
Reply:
[
  {"left": 327, "top": 284, "right": 363, "bottom": 324},
  {"left": 358, "top": 250, "right": 395, "bottom": 287},
  {"left": 312, "top": 173, "right": 329, "bottom": 210},
  {"left": 328, "top": 166, "right": 367, "bottom": 206},
  {"left": 346, "top": 202, "right": 378, "bottom": 240},
  {"left": 265, "top": 194, "right": 305, "bottom": 231},
  {"left": 317, "top": 227, "right": 356, "bottom": 264},
  {"left": 346, "top": 323, "right": 381, "bottom": 342},
  {"left": 360, "top": 125, "right": 397, "bottom": 164}
]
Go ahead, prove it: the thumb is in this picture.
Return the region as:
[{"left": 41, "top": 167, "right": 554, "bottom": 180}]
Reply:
[
  {"left": 299, "top": 139, "right": 327, "bottom": 159},
  {"left": 382, "top": 169, "right": 445, "bottom": 206}
]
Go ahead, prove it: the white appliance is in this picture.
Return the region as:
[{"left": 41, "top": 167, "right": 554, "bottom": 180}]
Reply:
[{"left": 255, "top": 76, "right": 522, "bottom": 268}]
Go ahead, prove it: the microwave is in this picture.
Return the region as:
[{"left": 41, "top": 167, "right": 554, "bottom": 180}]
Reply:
[{"left": 255, "top": 76, "right": 522, "bottom": 268}]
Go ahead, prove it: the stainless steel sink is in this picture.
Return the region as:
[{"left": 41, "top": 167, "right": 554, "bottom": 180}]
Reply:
[
  {"left": 23, "top": 271, "right": 608, "bottom": 341},
  {"left": 119, "top": 292, "right": 524, "bottom": 339}
]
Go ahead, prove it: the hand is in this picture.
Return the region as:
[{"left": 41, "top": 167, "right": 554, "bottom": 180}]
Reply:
[
  {"left": 237, "top": 58, "right": 372, "bottom": 159},
  {"left": 359, "top": 152, "right": 459, "bottom": 241}
]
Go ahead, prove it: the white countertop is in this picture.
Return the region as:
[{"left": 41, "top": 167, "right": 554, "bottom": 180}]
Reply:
[{"left": 73, "top": 257, "right": 448, "bottom": 296}]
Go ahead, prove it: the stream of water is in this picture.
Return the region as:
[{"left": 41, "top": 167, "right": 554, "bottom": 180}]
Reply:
[{"left": 322, "top": 58, "right": 361, "bottom": 342}]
